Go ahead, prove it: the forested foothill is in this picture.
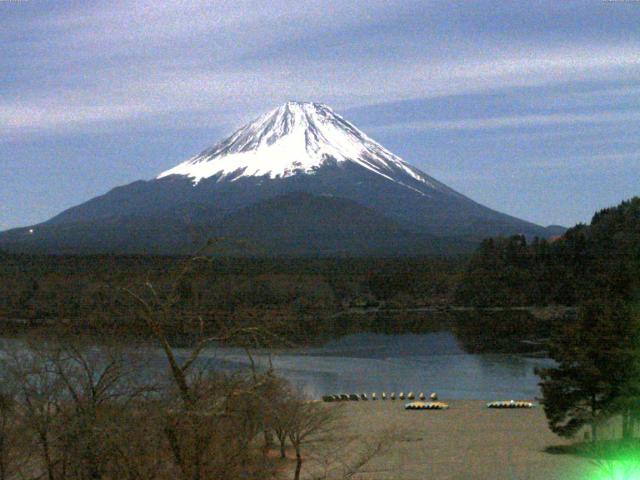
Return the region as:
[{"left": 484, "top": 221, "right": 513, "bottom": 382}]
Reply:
[
  {"left": 455, "top": 197, "right": 640, "bottom": 307},
  {"left": 1, "top": 198, "right": 639, "bottom": 347},
  {"left": 0, "top": 254, "right": 466, "bottom": 340},
  {"left": 451, "top": 197, "right": 640, "bottom": 457}
]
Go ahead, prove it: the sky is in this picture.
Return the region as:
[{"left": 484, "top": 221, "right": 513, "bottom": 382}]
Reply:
[{"left": 1, "top": 0, "right": 639, "bottom": 231}]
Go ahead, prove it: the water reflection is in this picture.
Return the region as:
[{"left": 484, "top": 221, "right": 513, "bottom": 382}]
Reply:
[
  {"left": 0, "top": 309, "right": 558, "bottom": 401},
  {"left": 190, "top": 331, "right": 552, "bottom": 400}
]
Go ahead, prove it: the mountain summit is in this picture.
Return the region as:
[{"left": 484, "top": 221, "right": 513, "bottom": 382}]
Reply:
[
  {"left": 0, "top": 102, "right": 559, "bottom": 255},
  {"left": 158, "top": 101, "right": 451, "bottom": 196}
]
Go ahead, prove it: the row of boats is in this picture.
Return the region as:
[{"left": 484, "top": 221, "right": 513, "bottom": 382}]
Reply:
[
  {"left": 404, "top": 401, "right": 449, "bottom": 410},
  {"left": 405, "top": 400, "right": 534, "bottom": 410},
  {"left": 322, "top": 394, "right": 535, "bottom": 409},
  {"left": 322, "top": 392, "right": 437, "bottom": 402},
  {"left": 486, "top": 400, "right": 534, "bottom": 409}
]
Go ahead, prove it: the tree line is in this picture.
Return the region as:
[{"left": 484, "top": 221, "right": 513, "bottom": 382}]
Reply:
[
  {"left": 0, "top": 254, "right": 466, "bottom": 339},
  {"left": 455, "top": 197, "right": 640, "bottom": 307}
]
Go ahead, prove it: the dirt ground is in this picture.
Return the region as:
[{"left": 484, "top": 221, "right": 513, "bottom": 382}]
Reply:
[{"left": 301, "top": 400, "right": 597, "bottom": 480}]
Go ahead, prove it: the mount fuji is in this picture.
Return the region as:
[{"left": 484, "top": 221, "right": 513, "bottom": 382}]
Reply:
[{"left": 0, "top": 101, "right": 558, "bottom": 255}]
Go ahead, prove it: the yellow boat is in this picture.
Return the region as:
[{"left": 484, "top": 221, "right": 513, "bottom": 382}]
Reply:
[{"left": 404, "top": 401, "right": 449, "bottom": 410}]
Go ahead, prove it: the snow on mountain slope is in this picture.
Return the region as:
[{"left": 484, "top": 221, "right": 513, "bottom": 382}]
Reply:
[{"left": 157, "top": 101, "right": 446, "bottom": 194}]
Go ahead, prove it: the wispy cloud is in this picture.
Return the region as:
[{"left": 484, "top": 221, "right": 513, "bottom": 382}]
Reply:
[
  {"left": 369, "top": 110, "right": 640, "bottom": 132},
  {"left": 2, "top": 1, "right": 640, "bottom": 139},
  {"left": 533, "top": 151, "right": 640, "bottom": 169}
]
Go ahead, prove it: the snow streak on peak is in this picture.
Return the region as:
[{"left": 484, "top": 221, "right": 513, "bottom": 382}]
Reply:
[{"left": 157, "top": 101, "right": 444, "bottom": 192}]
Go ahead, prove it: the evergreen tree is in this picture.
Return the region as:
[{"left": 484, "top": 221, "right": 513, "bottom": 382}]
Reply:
[{"left": 537, "top": 299, "right": 640, "bottom": 441}]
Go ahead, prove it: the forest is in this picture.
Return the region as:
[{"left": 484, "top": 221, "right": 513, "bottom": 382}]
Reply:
[
  {"left": 454, "top": 197, "right": 640, "bottom": 307},
  {"left": 0, "top": 197, "right": 638, "bottom": 344},
  {"left": 0, "top": 254, "right": 465, "bottom": 338}
]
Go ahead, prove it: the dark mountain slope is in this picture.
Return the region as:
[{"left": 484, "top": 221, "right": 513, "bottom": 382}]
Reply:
[
  {"left": 211, "top": 192, "right": 475, "bottom": 256},
  {"left": 0, "top": 193, "right": 475, "bottom": 256}
]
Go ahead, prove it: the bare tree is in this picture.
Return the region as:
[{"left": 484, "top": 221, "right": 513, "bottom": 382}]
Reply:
[
  {"left": 263, "top": 379, "right": 296, "bottom": 459},
  {"left": 268, "top": 388, "right": 391, "bottom": 480},
  {"left": 1, "top": 331, "right": 158, "bottom": 480},
  {"left": 307, "top": 435, "right": 389, "bottom": 480},
  {"left": 123, "top": 254, "right": 280, "bottom": 480},
  {"left": 3, "top": 340, "right": 67, "bottom": 480},
  {"left": 286, "top": 398, "right": 341, "bottom": 480},
  {"left": 44, "top": 335, "right": 151, "bottom": 480},
  {"left": 0, "top": 388, "right": 18, "bottom": 480}
]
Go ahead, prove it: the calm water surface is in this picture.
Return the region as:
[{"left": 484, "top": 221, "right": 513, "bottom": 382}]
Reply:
[
  {"left": 184, "top": 331, "right": 552, "bottom": 400},
  {"left": 0, "top": 330, "right": 552, "bottom": 401}
]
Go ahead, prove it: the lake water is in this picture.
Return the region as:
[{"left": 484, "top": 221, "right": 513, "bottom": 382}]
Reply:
[
  {"left": 0, "top": 329, "right": 552, "bottom": 401},
  {"left": 176, "top": 331, "right": 553, "bottom": 400}
]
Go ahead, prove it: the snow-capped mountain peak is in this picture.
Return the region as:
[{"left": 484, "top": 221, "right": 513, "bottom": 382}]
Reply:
[
  {"left": 157, "top": 101, "right": 444, "bottom": 192},
  {"left": 1, "top": 104, "right": 554, "bottom": 255}
]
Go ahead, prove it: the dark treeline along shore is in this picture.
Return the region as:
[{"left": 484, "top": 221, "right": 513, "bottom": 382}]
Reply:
[
  {"left": 0, "top": 254, "right": 466, "bottom": 343},
  {"left": 0, "top": 197, "right": 638, "bottom": 350},
  {"left": 0, "top": 251, "right": 570, "bottom": 354}
]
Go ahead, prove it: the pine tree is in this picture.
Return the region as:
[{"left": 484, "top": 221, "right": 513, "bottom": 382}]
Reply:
[{"left": 537, "top": 299, "right": 640, "bottom": 441}]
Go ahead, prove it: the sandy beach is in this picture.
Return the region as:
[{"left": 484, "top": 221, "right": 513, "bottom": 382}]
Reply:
[{"left": 304, "top": 400, "right": 595, "bottom": 480}]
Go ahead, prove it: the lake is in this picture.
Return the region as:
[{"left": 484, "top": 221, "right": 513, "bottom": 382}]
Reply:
[
  {"left": 0, "top": 325, "right": 553, "bottom": 401},
  {"left": 174, "top": 331, "right": 553, "bottom": 400}
]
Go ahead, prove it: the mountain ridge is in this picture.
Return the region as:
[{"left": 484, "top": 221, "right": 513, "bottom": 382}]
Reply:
[{"left": 0, "top": 101, "right": 561, "bottom": 255}]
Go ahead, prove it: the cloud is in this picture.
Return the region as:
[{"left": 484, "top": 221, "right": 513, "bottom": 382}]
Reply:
[
  {"left": 533, "top": 151, "right": 640, "bottom": 169},
  {"left": 367, "top": 110, "right": 640, "bottom": 133},
  {"left": 3, "top": 44, "right": 639, "bottom": 140},
  {"left": 2, "top": 0, "right": 640, "bottom": 140}
]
